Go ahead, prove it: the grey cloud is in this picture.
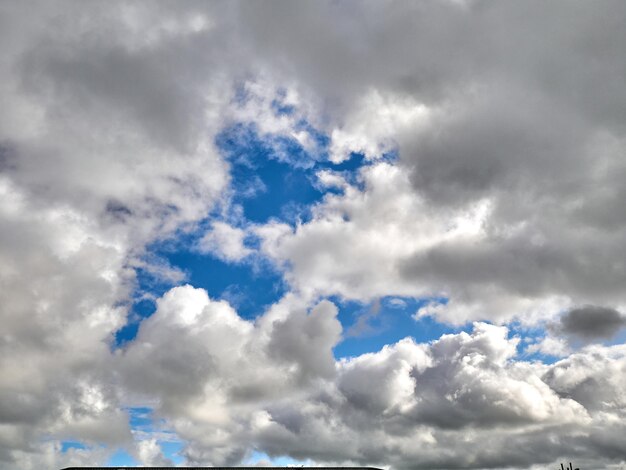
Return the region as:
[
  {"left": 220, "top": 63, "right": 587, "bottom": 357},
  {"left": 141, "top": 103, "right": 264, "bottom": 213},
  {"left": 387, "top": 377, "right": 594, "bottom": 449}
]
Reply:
[
  {"left": 349, "top": 323, "right": 582, "bottom": 431},
  {"left": 557, "top": 306, "right": 626, "bottom": 340},
  {"left": 544, "top": 344, "right": 626, "bottom": 412},
  {"left": 118, "top": 287, "right": 345, "bottom": 466},
  {"left": 237, "top": 1, "right": 626, "bottom": 134},
  {"left": 405, "top": 85, "right": 589, "bottom": 206},
  {"left": 3, "top": 1, "right": 626, "bottom": 468},
  {"left": 121, "top": 286, "right": 343, "bottom": 411},
  {"left": 0, "top": 2, "right": 233, "bottom": 466},
  {"left": 244, "top": 324, "right": 624, "bottom": 469},
  {"left": 21, "top": 23, "right": 208, "bottom": 153},
  {"left": 249, "top": 0, "right": 626, "bottom": 327},
  {"left": 400, "top": 232, "right": 626, "bottom": 304},
  {"left": 1, "top": 2, "right": 231, "bottom": 231},
  {"left": 0, "top": 143, "right": 17, "bottom": 172},
  {"left": 268, "top": 300, "right": 342, "bottom": 381}
]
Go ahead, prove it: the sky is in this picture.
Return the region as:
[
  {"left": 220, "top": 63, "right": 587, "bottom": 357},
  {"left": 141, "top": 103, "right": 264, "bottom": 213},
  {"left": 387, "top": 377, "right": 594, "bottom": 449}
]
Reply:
[{"left": 1, "top": 1, "right": 626, "bottom": 469}]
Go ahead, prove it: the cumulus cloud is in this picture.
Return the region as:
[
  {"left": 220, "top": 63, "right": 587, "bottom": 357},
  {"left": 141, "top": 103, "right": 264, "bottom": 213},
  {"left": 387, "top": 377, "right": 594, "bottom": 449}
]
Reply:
[
  {"left": 115, "top": 287, "right": 626, "bottom": 469},
  {"left": 221, "top": 320, "right": 622, "bottom": 469},
  {"left": 115, "top": 286, "right": 342, "bottom": 465},
  {"left": 134, "top": 439, "right": 174, "bottom": 467},
  {"left": 119, "top": 286, "right": 341, "bottom": 403}
]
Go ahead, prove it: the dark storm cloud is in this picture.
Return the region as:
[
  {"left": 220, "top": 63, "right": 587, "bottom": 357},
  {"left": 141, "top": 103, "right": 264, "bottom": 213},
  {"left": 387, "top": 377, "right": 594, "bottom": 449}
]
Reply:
[
  {"left": 0, "top": 143, "right": 17, "bottom": 172},
  {"left": 559, "top": 306, "right": 626, "bottom": 340}
]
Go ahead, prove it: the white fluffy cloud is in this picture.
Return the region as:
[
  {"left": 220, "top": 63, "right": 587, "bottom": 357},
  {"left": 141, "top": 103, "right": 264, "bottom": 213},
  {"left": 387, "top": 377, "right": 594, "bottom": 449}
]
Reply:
[
  {"left": 120, "top": 288, "right": 622, "bottom": 469},
  {"left": 119, "top": 286, "right": 341, "bottom": 408},
  {"left": 116, "top": 285, "right": 342, "bottom": 465},
  {"left": 198, "top": 222, "right": 252, "bottom": 262}
]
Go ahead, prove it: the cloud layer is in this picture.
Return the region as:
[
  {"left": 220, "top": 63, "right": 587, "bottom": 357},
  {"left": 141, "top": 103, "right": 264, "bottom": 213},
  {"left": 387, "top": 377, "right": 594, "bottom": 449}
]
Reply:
[
  {"left": 120, "top": 286, "right": 626, "bottom": 469},
  {"left": 1, "top": 1, "right": 626, "bottom": 469}
]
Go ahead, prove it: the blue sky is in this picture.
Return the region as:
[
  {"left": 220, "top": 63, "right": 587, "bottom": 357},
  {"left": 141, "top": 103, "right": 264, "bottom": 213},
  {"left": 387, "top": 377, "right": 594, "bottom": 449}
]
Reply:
[{"left": 115, "top": 116, "right": 459, "bottom": 354}]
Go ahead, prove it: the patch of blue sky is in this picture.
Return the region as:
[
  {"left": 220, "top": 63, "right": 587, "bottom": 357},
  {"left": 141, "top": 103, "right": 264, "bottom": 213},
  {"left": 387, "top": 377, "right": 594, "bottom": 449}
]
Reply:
[
  {"left": 216, "top": 118, "right": 328, "bottom": 223},
  {"left": 60, "top": 441, "right": 87, "bottom": 453},
  {"left": 127, "top": 406, "right": 153, "bottom": 430},
  {"left": 231, "top": 155, "right": 323, "bottom": 224},
  {"left": 270, "top": 93, "right": 296, "bottom": 117},
  {"left": 114, "top": 267, "right": 158, "bottom": 346},
  {"left": 513, "top": 321, "right": 626, "bottom": 365},
  {"left": 331, "top": 295, "right": 462, "bottom": 359},
  {"left": 163, "top": 248, "right": 287, "bottom": 320},
  {"left": 217, "top": 121, "right": 322, "bottom": 169},
  {"left": 507, "top": 321, "right": 555, "bottom": 363},
  {"left": 219, "top": 123, "right": 380, "bottom": 226},
  {"left": 245, "top": 450, "right": 312, "bottom": 466},
  {"left": 123, "top": 407, "right": 186, "bottom": 465},
  {"left": 160, "top": 441, "right": 185, "bottom": 465},
  {"left": 217, "top": 122, "right": 328, "bottom": 225},
  {"left": 319, "top": 151, "right": 367, "bottom": 172},
  {"left": 114, "top": 229, "right": 287, "bottom": 345},
  {"left": 106, "top": 449, "right": 138, "bottom": 466}
]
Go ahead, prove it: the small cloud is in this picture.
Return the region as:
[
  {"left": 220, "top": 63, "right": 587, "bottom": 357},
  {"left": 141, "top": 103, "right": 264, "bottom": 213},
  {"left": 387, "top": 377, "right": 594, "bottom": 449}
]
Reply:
[
  {"left": 315, "top": 169, "right": 348, "bottom": 190},
  {"left": 413, "top": 300, "right": 447, "bottom": 320},
  {"left": 197, "top": 221, "right": 253, "bottom": 262},
  {"left": 130, "top": 256, "right": 187, "bottom": 285},
  {"left": 387, "top": 297, "right": 407, "bottom": 309},
  {"left": 557, "top": 305, "right": 626, "bottom": 341},
  {"left": 134, "top": 439, "right": 173, "bottom": 466}
]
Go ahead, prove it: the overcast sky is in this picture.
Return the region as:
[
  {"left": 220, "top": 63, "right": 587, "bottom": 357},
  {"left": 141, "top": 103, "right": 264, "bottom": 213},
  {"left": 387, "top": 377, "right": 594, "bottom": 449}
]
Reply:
[{"left": 1, "top": 1, "right": 626, "bottom": 469}]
